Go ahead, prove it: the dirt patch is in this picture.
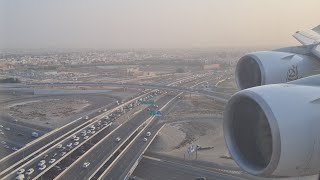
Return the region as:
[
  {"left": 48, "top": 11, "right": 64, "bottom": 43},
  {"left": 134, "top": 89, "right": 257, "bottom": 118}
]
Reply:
[
  {"left": 8, "top": 98, "right": 89, "bottom": 127},
  {"left": 169, "top": 95, "right": 224, "bottom": 116},
  {"left": 149, "top": 96, "right": 236, "bottom": 167}
]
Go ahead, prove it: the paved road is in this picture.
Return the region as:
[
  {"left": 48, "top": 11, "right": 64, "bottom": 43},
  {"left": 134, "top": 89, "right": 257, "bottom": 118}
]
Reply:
[
  {"left": 99, "top": 78, "right": 229, "bottom": 180},
  {"left": 131, "top": 157, "right": 248, "bottom": 180},
  {"left": 100, "top": 120, "right": 164, "bottom": 180},
  {"left": 52, "top": 95, "right": 175, "bottom": 180},
  {"left": 0, "top": 90, "right": 154, "bottom": 179},
  {"left": 0, "top": 103, "right": 114, "bottom": 178},
  {"left": 0, "top": 73, "right": 201, "bottom": 178},
  {"left": 25, "top": 82, "right": 230, "bottom": 102},
  {"left": 0, "top": 117, "right": 46, "bottom": 159}
]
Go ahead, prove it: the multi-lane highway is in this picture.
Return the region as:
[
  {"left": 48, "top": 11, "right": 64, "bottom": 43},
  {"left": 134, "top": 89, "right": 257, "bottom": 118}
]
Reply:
[
  {"left": 1, "top": 73, "right": 217, "bottom": 180},
  {"left": 4, "top": 72, "right": 230, "bottom": 103},
  {"left": 0, "top": 72, "right": 233, "bottom": 180},
  {"left": 54, "top": 94, "right": 177, "bottom": 180},
  {"left": 26, "top": 82, "right": 229, "bottom": 103},
  {"left": 52, "top": 76, "right": 208, "bottom": 179},
  {"left": 96, "top": 82, "right": 212, "bottom": 180},
  {"left": 1, "top": 88, "right": 161, "bottom": 180},
  {"left": 99, "top": 119, "right": 166, "bottom": 180}
]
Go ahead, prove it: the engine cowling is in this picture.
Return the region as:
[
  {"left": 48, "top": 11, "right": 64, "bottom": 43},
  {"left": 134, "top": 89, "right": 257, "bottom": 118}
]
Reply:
[
  {"left": 224, "top": 75, "right": 320, "bottom": 177},
  {"left": 236, "top": 51, "right": 320, "bottom": 90}
]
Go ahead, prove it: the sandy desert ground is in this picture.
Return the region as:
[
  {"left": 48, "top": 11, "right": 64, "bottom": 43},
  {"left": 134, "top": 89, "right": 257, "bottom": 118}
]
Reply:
[
  {"left": 2, "top": 94, "right": 116, "bottom": 129},
  {"left": 148, "top": 95, "right": 237, "bottom": 168}
]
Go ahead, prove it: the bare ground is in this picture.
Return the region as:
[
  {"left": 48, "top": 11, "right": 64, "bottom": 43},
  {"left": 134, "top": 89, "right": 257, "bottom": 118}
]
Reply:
[
  {"left": 149, "top": 95, "right": 237, "bottom": 167},
  {"left": 2, "top": 94, "right": 116, "bottom": 129}
]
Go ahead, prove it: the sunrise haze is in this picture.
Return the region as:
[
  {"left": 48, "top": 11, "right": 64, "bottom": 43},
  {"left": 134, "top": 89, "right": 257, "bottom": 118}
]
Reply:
[{"left": 1, "top": 0, "right": 319, "bottom": 49}]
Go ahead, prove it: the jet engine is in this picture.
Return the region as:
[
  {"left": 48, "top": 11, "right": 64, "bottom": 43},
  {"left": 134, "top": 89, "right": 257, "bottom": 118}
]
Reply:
[
  {"left": 235, "top": 51, "right": 320, "bottom": 90},
  {"left": 224, "top": 75, "right": 320, "bottom": 177}
]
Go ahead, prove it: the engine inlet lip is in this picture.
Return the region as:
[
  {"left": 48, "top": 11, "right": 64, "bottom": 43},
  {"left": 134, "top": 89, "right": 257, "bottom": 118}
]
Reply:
[
  {"left": 235, "top": 54, "right": 266, "bottom": 90},
  {"left": 223, "top": 89, "right": 281, "bottom": 176}
]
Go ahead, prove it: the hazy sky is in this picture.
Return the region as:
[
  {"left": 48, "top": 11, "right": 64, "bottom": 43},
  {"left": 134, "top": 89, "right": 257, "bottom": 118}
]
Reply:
[{"left": 0, "top": 0, "right": 319, "bottom": 49}]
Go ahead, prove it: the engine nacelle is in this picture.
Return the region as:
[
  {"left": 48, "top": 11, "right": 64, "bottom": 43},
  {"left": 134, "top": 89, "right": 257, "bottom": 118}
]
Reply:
[
  {"left": 236, "top": 51, "right": 320, "bottom": 90},
  {"left": 224, "top": 75, "right": 320, "bottom": 177}
]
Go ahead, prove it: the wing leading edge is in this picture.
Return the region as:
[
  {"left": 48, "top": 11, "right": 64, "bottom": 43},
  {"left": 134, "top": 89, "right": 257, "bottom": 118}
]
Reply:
[{"left": 292, "top": 25, "right": 320, "bottom": 59}]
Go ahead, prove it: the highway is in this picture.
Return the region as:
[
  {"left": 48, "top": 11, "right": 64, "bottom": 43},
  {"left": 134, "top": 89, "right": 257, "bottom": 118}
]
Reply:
[
  {"left": 52, "top": 94, "right": 179, "bottom": 180},
  {"left": 51, "top": 76, "right": 210, "bottom": 179},
  {"left": 130, "top": 156, "right": 250, "bottom": 180},
  {"left": 5, "top": 72, "right": 230, "bottom": 103},
  {"left": 1, "top": 72, "right": 231, "bottom": 180},
  {"left": 0, "top": 73, "right": 198, "bottom": 178},
  {"left": 1, "top": 73, "right": 199, "bottom": 178},
  {"left": 0, "top": 101, "right": 116, "bottom": 178},
  {"left": 29, "top": 82, "right": 230, "bottom": 103},
  {"left": 53, "top": 76, "right": 226, "bottom": 180},
  {"left": 96, "top": 81, "right": 222, "bottom": 180},
  {"left": 98, "top": 119, "right": 165, "bottom": 180},
  {"left": 1, "top": 89, "right": 160, "bottom": 179}
]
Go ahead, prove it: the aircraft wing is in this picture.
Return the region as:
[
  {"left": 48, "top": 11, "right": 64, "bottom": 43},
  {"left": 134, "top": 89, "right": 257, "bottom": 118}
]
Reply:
[
  {"left": 293, "top": 30, "right": 320, "bottom": 45},
  {"left": 293, "top": 25, "right": 320, "bottom": 59},
  {"left": 312, "top": 25, "right": 320, "bottom": 34}
]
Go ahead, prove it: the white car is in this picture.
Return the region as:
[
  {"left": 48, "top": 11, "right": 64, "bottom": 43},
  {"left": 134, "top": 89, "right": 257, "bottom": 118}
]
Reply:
[
  {"left": 49, "top": 159, "right": 56, "bottom": 164},
  {"left": 74, "top": 137, "right": 80, "bottom": 141},
  {"left": 66, "top": 143, "right": 73, "bottom": 147},
  {"left": 85, "top": 116, "right": 89, "bottom": 120},
  {"left": 38, "top": 160, "right": 46, "bottom": 166},
  {"left": 81, "top": 130, "right": 86, "bottom": 134},
  {"left": 146, "top": 132, "right": 151, "bottom": 137},
  {"left": 60, "top": 152, "right": 66, "bottom": 157},
  {"left": 84, "top": 136, "right": 89, "bottom": 140},
  {"left": 91, "top": 131, "right": 96, "bottom": 134},
  {"left": 87, "top": 130, "right": 91, "bottom": 134},
  {"left": 82, "top": 162, "right": 90, "bottom": 168},
  {"left": 5, "top": 127, "right": 10, "bottom": 131},
  {"left": 1, "top": 141, "right": 6, "bottom": 145},
  {"left": 56, "top": 144, "right": 62, "bottom": 148},
  {"left": 16, "top": 169, "right": 25, "bottom": 175},
  {"left": 82, "top": 133, "right": 87, "bottom": 137},
  {"left": 26, "top": 168, "right": 34, "bottom": 175},
  {"left": 38, "top": 165, "right": 46, "bottom": 171},
  {"left": 115, "top": 137, "right": 121, "bottom": 142},
  {"left": 74, "top": 142, "right": 80, "bottom": 146},
  {"left": 12, "top": 147, "right": 18, "bottom": 151},
  {"left": 15, "top": 174, "right": 25, "bottom": 180},
  {"left": 72, "top": 135, "right": 77, "bottom": 139},
  {"left": 143, "top": 138, "right": 148, "bottom": 142}
]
